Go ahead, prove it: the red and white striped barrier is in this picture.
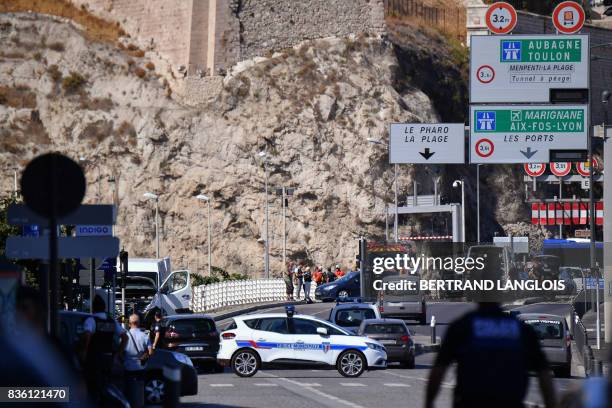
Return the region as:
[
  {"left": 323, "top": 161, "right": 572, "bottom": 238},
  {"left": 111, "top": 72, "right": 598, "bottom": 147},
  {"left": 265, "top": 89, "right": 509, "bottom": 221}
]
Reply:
[{"left": 531, "top": 201, "right": 603, "bottom": 226}]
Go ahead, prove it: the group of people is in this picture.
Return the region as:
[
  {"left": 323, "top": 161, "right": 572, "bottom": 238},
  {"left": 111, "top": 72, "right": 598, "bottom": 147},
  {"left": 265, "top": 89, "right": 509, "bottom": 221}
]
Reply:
[{"left": 284, "top": 262, "right": 348, "bottom": 301}]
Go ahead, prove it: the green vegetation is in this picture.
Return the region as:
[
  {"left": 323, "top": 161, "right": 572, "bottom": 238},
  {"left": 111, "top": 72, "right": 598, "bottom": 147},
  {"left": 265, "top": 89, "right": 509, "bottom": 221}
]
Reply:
[
  {"left": 191, "top": 266, "right": 249, "bottom": 287},
  {"left": 62, "top": 71, "right": 86, "bottom": 93}
]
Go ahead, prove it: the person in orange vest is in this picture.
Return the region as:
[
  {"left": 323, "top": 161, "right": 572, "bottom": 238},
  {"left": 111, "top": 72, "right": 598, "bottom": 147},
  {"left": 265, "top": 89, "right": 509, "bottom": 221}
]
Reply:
[
  {"left": 334, "top": 265, "right": 345, "bottom": 279},
  {"left": 313, "top": 267, "right": 323, "bottom": 287}
]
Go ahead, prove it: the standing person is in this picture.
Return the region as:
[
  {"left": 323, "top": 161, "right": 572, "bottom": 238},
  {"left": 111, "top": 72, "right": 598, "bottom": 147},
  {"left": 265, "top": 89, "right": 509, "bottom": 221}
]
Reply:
[
  {"left": 124, "top": 314, "right": 151, "bottom": 407},
  {"left": 295, "top": 264, "right": 304, "bottom": 300},
  {"left": 313, "top": 267, "right": 323, "bottom": 287},
  {"left": 81, "top": 295, "right": 127, "bottom": 401},
  {"left": 325, "top": 268, "right": 336, "bottom": 283},
  {"left": 150, "top": 310, "right": 163, "bottom": 351},
  {"left": 425, "top": 299, "right": 556, "bottom": 408},
  {"left": 303, "top": 267, "right": 313, "bottom": 303},
  {"left": 334, "top": 264, "right": 345, "bottom": 279},
  {"left": 284, "top": 262, "right": 294, "bottom": 301}
]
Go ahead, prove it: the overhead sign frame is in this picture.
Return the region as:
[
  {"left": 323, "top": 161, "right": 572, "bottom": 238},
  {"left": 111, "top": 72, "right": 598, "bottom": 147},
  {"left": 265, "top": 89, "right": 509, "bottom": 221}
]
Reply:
[
  {"left": 470, "top": 104, "right": 588, "bottom": 163},
  {"left": 389, "top": 123, "right": 465, "bottom": 164},
  {"left": 470, "top": 34, "right": 590, "bottom": 104}
]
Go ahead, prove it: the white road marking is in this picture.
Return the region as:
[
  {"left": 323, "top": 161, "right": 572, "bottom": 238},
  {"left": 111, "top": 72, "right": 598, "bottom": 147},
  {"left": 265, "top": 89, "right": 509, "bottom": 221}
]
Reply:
[
  {"left": 209, "top": 384, "right": 234, "bottom": 387},
  {"left": 383, "top": 370, "right": 455, "bottom": 388},
  {"left": 300, "top": 383, "right": 322, "bottom": 387},
  {"left": 384, "top": 383, "right": 411, "bottom": 387},
  {"left": 265, "top": 373, "right": 368, "bottom": 408},
  {"left": 340, "top": 383, "right": 366, "bottom": 387},
  {"left": 254, "top": 383, "right": 278, "bottom": 387}
]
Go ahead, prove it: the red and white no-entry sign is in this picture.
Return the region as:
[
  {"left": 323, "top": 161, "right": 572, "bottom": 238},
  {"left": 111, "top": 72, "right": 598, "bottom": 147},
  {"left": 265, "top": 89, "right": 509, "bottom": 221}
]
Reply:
[
  {"left": 524, "top": 163, "right": 546, "bottom": 177},
  {"left": 576, "top": 158, "right": 599, "bottom": 177},
  {"left": 485, "top": 2, "right": 518, "bottom": 34},
  {"left": 549, "top": 162, "right": 571, "bottom": 177},
  {"left": 475, "top": 139, "right": 494, "bottom": 158},
  {"left": 552, "top": 1, "right": 585, "bottom": 34}
]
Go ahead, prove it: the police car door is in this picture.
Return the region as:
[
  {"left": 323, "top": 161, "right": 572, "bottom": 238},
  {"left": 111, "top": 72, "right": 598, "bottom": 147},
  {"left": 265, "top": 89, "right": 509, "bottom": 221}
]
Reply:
[
  {"left": 291, "top": 317, "right": 334, "bottom": 365},
  {"left": 250, "top": 317, "right": 292, "bottom": 363}
]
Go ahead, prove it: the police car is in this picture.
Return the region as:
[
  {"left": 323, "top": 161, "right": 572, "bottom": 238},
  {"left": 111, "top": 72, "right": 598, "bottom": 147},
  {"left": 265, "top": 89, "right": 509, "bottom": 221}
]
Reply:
[{"left": 217, "top": 306, "right": 387, "bottom": 377}]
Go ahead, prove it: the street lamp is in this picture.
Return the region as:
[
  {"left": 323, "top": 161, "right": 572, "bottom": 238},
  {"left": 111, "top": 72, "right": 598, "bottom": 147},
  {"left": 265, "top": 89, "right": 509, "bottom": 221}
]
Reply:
[
  {"left": 476, "top": 165, "right": 481, "bottom": 243},
  {"left": 258, "top": 151, "right": 270, "bottom": 279},
  {"left": 143, "top": 192, "right": 160, "bottom": 259},
  {"left": 368, "top": 138, "right": 399, "bottom": 242},
  {"left": 196, "top": 194, "right": 212, "bottom": 276},
  {"left": 453, "top": 180, "right": 465, "bottom": 242}
]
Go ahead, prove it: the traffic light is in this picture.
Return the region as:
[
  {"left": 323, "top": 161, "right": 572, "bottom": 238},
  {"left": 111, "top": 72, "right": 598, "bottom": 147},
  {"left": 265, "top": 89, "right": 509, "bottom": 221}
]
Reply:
[{"left": 119, "top": 249, "right": 128, "bottom": 289}]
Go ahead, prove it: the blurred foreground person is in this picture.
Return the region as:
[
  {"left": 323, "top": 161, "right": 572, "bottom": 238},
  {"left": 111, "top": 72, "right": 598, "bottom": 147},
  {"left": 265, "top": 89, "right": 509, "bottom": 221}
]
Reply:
[
  {"left": 426, "top": 299, "right": 556, "bottom": 408},
  {"left": 559, "top": 351, "right": 612, "bottom": 408},
  {"left": 80, "top": 295, "right": 128, "bottom": 402}
]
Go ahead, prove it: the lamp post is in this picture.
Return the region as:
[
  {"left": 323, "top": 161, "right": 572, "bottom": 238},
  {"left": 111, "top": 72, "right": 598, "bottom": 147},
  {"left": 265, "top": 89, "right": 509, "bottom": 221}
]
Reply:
[
  {"left": 143, "top": 192, "right": 160, "bottom": 259},
  {"left": 453, "top": 179, "right": 465, "bottom": 242},
  {"left": 476, "top": 165, "right": 481, "bottom": 243},
  {"left": 258, "top": 151, "right": 270, "bottom": 279},
  {"left": 368, "top": 138, "right": 399, "bottom": 242},
  {"left": 196, "top": 194, "right": 212, "bottom": 276}
]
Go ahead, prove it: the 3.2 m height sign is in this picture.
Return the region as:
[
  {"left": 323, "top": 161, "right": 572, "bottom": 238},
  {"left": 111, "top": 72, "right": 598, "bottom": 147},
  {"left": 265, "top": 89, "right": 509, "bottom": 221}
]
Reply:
[
  {"left": 470, "top": 105, "right": 587, "bottom": 163},
  {"left": 470, "top": 34, "right": 589, "bottom": 103}
]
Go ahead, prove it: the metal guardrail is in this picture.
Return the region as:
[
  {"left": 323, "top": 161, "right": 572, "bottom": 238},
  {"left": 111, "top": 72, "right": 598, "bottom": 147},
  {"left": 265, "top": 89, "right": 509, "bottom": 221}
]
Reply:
[
  {"left": 191, "top": 279, "right": 316, "bottom": 312},
  {"left": 571, "top": 288, "right": 594, "bottom": 376}
]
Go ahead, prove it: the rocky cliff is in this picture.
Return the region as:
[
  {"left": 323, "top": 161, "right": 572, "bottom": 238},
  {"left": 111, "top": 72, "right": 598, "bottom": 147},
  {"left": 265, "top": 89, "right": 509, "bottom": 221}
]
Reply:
[{"left": 0, "top": 12, "right": 533, "bottom": 276}]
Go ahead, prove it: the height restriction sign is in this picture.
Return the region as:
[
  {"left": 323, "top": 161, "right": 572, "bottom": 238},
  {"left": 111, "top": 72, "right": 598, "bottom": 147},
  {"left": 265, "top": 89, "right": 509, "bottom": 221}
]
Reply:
[{"left": 485, "top": 2, "right": 518, "bottom": 34}]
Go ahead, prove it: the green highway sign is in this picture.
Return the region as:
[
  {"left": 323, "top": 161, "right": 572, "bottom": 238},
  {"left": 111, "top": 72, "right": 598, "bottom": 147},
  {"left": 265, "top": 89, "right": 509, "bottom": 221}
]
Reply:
[
  {"left": 470, "top": 34, "right": 589, "bottom": 103},
  {"left": 499, "top": 38, "right": 582, "bottom": 63},
  {"left": 470, "top": 105, "right": 588, "bottom": 163}
]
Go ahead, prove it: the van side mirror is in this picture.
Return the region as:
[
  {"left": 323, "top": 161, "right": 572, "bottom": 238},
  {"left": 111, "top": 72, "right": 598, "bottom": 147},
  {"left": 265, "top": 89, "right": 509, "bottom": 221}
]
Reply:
[{"left": 316, "top": 327, "right": 328, "bottom": 336}]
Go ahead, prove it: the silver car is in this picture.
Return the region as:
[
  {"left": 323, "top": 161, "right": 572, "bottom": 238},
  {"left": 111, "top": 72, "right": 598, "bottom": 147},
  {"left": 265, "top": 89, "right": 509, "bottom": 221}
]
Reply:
[
  {"left": 518, "top": 313, "right": 572, "bottom": 378},
  {"left": 378, "top": 275, "right": 426, "bottom": 325}
]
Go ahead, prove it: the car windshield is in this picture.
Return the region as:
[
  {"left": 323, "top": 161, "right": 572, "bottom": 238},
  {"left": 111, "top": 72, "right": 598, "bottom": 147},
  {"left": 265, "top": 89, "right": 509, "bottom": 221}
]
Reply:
[
  {"left": 335, "top": 271, "right": 358, "bottom": 283},
  {"left": 523, "top": 319, "right": 563, "bottom": 339},
  {"left": 170, "top": 318, "right": 216, "bottom": 334},
  {"left": 335, "top": 308, "right": 376, "bottom": 327},
  {"left": 559, "top": 267, "right": 582, "bottom": 279},
  {"left": 364, "top": 324, "right": 407, "bottom": 335}
]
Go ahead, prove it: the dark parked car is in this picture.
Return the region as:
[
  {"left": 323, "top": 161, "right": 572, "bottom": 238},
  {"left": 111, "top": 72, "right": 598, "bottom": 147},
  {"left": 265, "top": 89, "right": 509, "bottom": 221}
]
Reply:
[
  {"left": 143, "top": 349, "right": 198, "bottom": 404},
  {"left": 357, "top": 319, "right": 415, "bottom": 368},
  {"left": 315, "top": 271, "right": 360, "bottom": 301},
  {"left": 158, "top": 314, "right": 222, "bottom": 370}
]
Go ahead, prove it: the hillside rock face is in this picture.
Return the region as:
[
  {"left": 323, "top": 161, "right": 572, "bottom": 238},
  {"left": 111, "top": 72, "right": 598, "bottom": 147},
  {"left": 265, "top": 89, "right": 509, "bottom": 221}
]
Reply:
[
  {"left": 0, "top": 12, "right": 535, "bottom": 276},
  {"left": 0, "top": 13, "right": 444, "bottom": 276}
]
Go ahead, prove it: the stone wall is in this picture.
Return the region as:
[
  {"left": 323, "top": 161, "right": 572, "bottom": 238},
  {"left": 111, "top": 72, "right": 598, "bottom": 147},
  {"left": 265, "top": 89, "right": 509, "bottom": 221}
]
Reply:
[
  {"left": 235, "top": 0, "right": 386, "bottom": 62},
  {"left": 515, "top": 11, "right": 612, "bottom": 125},
  {"left": 67, "top": 0, "right": 386, "bottom": 76}
]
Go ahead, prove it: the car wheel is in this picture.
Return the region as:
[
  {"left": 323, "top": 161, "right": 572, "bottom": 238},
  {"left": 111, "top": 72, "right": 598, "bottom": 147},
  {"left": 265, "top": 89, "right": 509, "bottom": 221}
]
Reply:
[
  {"left": 556, "top": 364, "right": 571, "bottom": 378},
  {"left": 337, "top": 350, "right": 366, "bottom": 377},
  {"left": 144, "top": 375, "right": 166, "bottom": 404},
  {"left": 338, "top": 290, "right": 349, "bottom": 298},
  {"left": 402, "top": 356, "right": 415, "bottom": 369},
  {"left": 231, "top": 349, "right": 259, "bottom": 377}
]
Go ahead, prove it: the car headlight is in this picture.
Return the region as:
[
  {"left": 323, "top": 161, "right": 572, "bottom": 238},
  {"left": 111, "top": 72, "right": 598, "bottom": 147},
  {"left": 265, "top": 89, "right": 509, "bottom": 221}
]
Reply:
[
  {"left": 172, "top": 352, "right": 193, "bottom": 367},
  {"left": 326, "top": 284, "right": 337, "bottom": 290},
  {"left": 366, "top": 342, "right": 385, "bottom": 352}
]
